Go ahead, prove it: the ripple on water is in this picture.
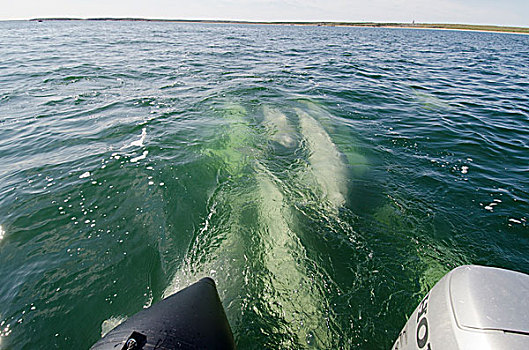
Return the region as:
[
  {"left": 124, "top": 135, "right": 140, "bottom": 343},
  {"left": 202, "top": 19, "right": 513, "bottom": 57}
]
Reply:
[{"left": 0, "top": 22, "right": 528, "bottom": 350}]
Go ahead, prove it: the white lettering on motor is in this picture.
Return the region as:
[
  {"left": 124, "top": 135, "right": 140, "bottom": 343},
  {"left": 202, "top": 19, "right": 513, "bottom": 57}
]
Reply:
[{"left": 416, "top": 293, "right": 432, "bottom": 349}]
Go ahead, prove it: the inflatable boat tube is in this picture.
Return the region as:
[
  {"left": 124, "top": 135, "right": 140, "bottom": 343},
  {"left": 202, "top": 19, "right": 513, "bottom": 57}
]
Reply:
[{"left": 90, "top": 277, "right": 235, "bottom": 350}]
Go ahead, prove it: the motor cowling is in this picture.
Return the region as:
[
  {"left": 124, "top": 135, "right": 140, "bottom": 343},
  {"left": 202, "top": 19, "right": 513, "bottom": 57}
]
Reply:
[{"left": 392, "top": 265, "right": 529, "bottom": 350}]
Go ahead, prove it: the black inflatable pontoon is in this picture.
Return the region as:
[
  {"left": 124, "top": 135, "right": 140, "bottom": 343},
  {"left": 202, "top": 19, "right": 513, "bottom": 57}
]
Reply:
[{"left": 91, "top": 277, "right": 235, "bottom": 350}]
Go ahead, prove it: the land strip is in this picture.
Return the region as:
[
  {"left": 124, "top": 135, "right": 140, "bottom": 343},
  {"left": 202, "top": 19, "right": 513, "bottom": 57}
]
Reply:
[{"left": 28, "top": 18, "right": 529, "bottom": 34}]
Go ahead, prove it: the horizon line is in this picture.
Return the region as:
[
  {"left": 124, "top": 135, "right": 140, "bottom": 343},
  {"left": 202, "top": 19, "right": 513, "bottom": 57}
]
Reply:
[
  {"left": 0, "top": 17, "right": 526, "bottom": 29},
  {"left": 13, "top": 18, "right": 529, "bottom": 34}
]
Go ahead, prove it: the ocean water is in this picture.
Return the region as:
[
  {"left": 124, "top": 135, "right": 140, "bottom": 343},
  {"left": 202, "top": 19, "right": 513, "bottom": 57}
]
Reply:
[{"left": 0, "top": 20, "right": 528, "bottom": 349}]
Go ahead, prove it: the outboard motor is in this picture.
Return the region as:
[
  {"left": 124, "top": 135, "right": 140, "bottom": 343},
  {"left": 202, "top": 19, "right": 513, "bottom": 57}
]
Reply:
[
  {"left": 91, "top": 277, "right": 235, "bottom": 350},
  {"left": 392, "top": 265, "right": 529, "bottom": 350}
]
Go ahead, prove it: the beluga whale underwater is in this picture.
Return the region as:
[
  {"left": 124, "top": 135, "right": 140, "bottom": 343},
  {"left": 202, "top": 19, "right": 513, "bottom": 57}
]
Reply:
[
  {"left": 91, "top": 99, "right": 529, "bottom": 350},
  {"left": 93, "top": 99, "right": 366, "bottom": 349}
]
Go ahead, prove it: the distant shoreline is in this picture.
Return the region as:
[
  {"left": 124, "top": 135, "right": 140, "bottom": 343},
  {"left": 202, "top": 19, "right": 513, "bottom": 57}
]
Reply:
[{"left": 28, "top": 18, "right": 529, "bottom": 35}]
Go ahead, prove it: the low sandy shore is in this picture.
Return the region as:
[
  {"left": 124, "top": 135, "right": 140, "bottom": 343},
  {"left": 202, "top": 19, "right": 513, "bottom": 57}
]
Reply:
[{"left": 29, "top": 18, "right": 529, "bottom": 35}]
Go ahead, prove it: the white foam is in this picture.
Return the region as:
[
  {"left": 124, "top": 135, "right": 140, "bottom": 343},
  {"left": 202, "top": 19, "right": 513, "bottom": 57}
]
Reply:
[
  {"left": 119, "top": 127, "right": 147, "bottom": 150},
  {"left": 0, "top": 225, "right": 4, "bottom": 241},
  {"left": 484, "top": 198, "right": 502, "bottom": 212},
  {"left": 101, "top": 316, "right": 127, "bottom": 337},
  {"left": 461, "top": 166, "right": 469, "bottom": 174},
  {"left": 79, "top": 172, "right": 90, "bottom": 179},
  {"left": 130, "top": 128, "right": 147, "bottom": 147},
  {"left": 163, "top": 202, "right": 219, "bottom": 299},
  {"left": 130, "top": 151, "right": 148, "bottom": 163},
  {"left": 509, "top": 218, "right": 522, "bottom": 224}
]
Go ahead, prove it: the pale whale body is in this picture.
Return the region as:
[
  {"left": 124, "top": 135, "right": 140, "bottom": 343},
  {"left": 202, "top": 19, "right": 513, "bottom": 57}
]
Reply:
[
  {"left": 164, "top": 102, "right": 253, "bottom": 302},
  {"left": 296, "top": 108, "right": 349, "bottom": 210},
  {"left": 255, "top": 166, "right": 332, "bottom": 347},
  {"left": 262, "top": 105, "right": 296, "bottom": 148}
]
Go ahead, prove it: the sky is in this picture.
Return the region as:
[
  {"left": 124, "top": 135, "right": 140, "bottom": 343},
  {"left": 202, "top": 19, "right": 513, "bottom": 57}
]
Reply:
[{"left": 1, "top": 0, "right": 528, "bottom": 27}]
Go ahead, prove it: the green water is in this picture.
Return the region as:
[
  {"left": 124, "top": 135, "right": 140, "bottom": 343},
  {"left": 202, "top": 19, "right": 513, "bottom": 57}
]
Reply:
[{"left": 0, "top": 21, "right": 528, "bottom": 349}]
